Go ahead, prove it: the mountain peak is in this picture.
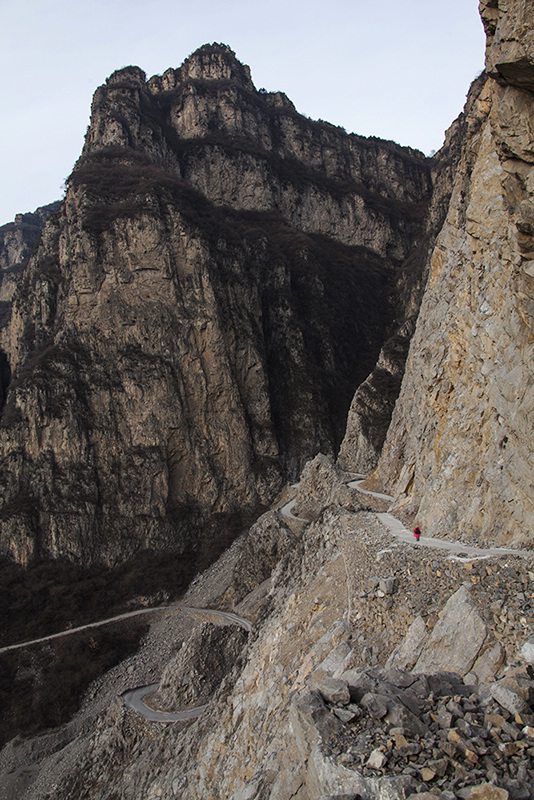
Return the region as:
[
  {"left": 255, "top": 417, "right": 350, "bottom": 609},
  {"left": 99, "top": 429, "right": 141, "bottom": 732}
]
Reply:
[
  {"left": 178, "top": 43, "right": 254, "bottom": 88},
  {"left": 106, "top": 65, "right": 147, "bottom": 87}
]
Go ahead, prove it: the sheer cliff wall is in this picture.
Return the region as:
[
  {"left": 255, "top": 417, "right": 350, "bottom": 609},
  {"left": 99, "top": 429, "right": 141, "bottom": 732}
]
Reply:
[
  {"left": 370, "top": 0, "right": 534, "bottom": 548},
  {"left": 0, "top": 204, "right": 60, "bottom": 411},
  {"left": 0, "top": 46, "right": 433, "bottom": 565}
]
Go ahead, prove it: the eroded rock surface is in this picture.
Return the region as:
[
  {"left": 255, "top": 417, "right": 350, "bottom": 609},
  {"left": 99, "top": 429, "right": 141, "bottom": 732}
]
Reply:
[
  {"left": 0, "top": 203, "right": 60, "bottom": 411},
  {"left": 372, "top": 4, "right": 534, "bottom": 547},
  {"left": 22, "top": 493, "right": 534, "bottom": 800},
  {"left": 153, "top": 621, "right": 248, "bottom": 709}
]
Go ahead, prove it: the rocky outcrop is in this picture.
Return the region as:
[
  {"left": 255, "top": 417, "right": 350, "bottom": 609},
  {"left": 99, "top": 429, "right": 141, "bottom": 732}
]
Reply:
[
  {"left": 368, "top": 3, "right": 534, "bottom": 548},
  {"left": 481, "top": 0, "right": 534, "bottom": 91},
  {"left": 294, "top": 453, "right": 361, "bottom": 520},
  {"left": 0, "top": 45, "right": 433, "bottom": 566},
  {"left": 0, "top": 203, "right": 60, "bottom": 333},
  {"left": 153, "top": 621, "right": 248, "bottom": 709}
]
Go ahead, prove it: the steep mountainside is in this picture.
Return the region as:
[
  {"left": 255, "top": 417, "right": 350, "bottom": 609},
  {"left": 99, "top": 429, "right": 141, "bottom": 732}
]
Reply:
[
  {"left": 371, "top": 0, "right": 534, "bottom": 548},
  {"left": 0, "top": 45, "right": 434, "bottom": 566},
  {"left": 4, "top": 459, "right": 533, "bottom": 800},
  {"left": 337, "top": 82, "right": 476, "bottom": 474}
]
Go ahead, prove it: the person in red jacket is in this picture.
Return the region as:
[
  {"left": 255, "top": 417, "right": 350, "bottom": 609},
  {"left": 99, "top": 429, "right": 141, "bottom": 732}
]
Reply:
[{"left": 413, "top": 526, "right": 421, "bottom": 542}]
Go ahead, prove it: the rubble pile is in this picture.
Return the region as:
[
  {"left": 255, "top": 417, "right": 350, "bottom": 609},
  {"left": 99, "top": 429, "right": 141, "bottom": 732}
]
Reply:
[{"left": 315, "top": 665, "right": 534, "bottom": 799}]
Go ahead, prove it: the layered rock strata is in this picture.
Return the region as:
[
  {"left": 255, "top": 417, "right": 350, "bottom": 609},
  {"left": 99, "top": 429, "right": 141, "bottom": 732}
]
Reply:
[
  {"left": 0, "top": 45, "right": 433, "bottom": 566},
  {"left": 370, "top": 2, "right": 534, "bottom": 547}
]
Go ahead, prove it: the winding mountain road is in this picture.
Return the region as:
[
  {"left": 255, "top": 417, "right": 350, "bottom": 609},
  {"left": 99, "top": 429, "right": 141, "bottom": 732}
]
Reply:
[
  {"left": 280, "top": 496, "right": 309, "bottom": 523},
  {"left": 3, "top": 477, "right": 530, "bottom": 725},
  {"left": 0, "top": 605, "right": 251, "bottom": 655},
  {"left": 281, "top": 476, "right": 531, "bottom": 559},
  {"left": 0, "top": 604, "right": 175, "bottom": 656},
  {"left": 120, "top": 608, "right": 252, "bottom": 723},
  {"left": 122, "top": 683, "right": 208, "bottom": 722},
  {"left": 121, "top": 607, "right": 252, "bottom": 722},
  {"left": 124, "top": 478, "right": 533, "bottom": 722},
  {"left": 0, "top": 596, "right": 252, "bottom": 723}
]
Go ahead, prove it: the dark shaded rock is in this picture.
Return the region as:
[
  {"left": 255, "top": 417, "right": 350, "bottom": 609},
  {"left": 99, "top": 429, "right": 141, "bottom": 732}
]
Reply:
[
  {"left": 360, "top": 692, "right": 390, "bottom": 719},
  {"left": 385, "top": 703, "right": 429, "bottom": 738},
  {"left": 314, "top": 677, "right": 351, "bottom": 707},
  {"left": 426, "top": 671, "right": 470, "bottom": 697}
]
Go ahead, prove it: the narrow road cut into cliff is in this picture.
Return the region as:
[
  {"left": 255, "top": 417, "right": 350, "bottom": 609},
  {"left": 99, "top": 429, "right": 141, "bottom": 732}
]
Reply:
[
  {"left": 0, "top": 605, "right": 251, "bottom": 656},
  {"left": 348, "top": 479, "right": 531, "bottom": 559}
]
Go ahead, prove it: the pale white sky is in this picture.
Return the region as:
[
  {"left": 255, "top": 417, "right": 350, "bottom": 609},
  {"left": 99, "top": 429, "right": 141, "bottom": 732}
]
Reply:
[{"left": 0, "top": 0, "right": 485, "bottom": 225}]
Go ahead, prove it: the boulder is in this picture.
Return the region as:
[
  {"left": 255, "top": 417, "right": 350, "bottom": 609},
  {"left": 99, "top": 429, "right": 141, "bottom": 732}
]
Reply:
[
  {"left": 360, "top": 692, "right": 389, "bottom": 719},
  {"left": 413, "top": 586, "right": 487, "bottom": 676},
  {"left": 379, "top": 577, "right": 399, "bottom": 595},
  {"left": 468, "top": 642, "right": 505, "bottom": 684},
  {"left": 339, "top": 669, "right": 378, "bottom": 702},
  {"left": 490, "top": 683, "right": 531, "bottom": 717},
  {"left": 367, "top": 748, "right": 388, "bottom": 770},
  {"left": 520, "top": 637, "right": 534, "bottom": 663},
  {"left": 384, "top": 703, "right": 429, "bottom": 738},
  {"left": 386, "top": 616, "right": 428, "bottom": 672},
  {"left": 312, "top": 676, "right": 351, "bottom": 707}
]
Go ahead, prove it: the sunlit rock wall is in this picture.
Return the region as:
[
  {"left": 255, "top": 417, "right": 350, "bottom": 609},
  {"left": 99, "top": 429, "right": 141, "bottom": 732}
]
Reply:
[{"left": 373, "top": 1, "right": 534, "bottom": 547}]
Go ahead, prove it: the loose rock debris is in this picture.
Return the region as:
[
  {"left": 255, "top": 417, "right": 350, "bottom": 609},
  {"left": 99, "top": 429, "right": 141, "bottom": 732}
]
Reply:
[{"left": 315, "top": 665, "right": 534, "bottom": 800}]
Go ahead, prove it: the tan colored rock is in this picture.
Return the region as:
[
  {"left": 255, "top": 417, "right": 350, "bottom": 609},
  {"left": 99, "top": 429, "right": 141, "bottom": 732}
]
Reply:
[
  {"left": 394, "top": 732, "right": 409, "bottom": 749},
  {"left": 483, "top": 0, "right": 534, "bottom": 91},
  {"left": 372, "top": 59, "right": 534, "bottom": 548},
  {"left": 469, "top": 785, "right": 509, "bottom": 800},
  {"left": 367, "top": 748, "right": 387, "bottom": 770},
  {"left": 386, "top": 615, "right": 428, "bottom": 672},
  {"left": 490, "top": 682, "right": 531, "bottom": 716},
  {"left": 414, "top": 586, "right": 487, "bottom": 676},
  {"left": 469, "top": 641, "right": 505, "bottom": 683},
  {"left": 419, "top": 767, "right": 435, "bottom": 782}
]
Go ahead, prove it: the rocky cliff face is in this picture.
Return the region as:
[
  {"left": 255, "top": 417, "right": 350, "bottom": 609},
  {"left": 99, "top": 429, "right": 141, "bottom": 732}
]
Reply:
[
  {"left": 369, "top": 0, "right": 534, "bottom": 548},
  {"left": 0, "top": 45, "right": 433, "bottom": 566},
  {"left": 337, "top": 96, "right": 473, "bottom": 474},
  {"left": 2, "top": 7, "right": 534, "bottom": 800},
  {"left": 0, "top": 203, "right": 60, "bottom": 410}
]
